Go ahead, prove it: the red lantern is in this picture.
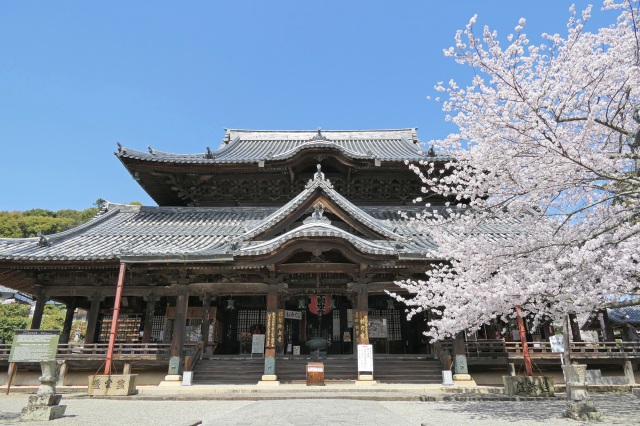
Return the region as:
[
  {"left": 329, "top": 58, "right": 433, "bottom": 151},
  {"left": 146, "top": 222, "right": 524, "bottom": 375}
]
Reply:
[{"left": 308, "top": 295, "right": 332, "bottom": 316}]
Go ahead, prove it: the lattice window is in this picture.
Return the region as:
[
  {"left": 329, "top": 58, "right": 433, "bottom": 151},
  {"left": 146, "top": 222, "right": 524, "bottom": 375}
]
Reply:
[
  {"left": 151, "top": 315, "right": 165, "bottom": 341},
  {"left": 236, "top": 309, "right": 266, "bottom": 340},
  {"left": 332, "top": 310, "right": 341, "bottom": 341}
]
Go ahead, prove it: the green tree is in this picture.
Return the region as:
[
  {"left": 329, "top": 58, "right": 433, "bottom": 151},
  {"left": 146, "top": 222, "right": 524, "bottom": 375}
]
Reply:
[
  {"left": 0, "top": 205, "right": 101, "bottom": 238},
  {"left": 0, "top": 302, "right": 30, "bottom": 344},
  {"left": 36, "top": 304, "right": 66, "bottom": 331}
]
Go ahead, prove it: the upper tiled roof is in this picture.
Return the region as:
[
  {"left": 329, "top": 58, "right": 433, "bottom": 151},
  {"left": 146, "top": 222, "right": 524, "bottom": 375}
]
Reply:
[{"left": 116, "top": 128, "right": 439, "bottom": 164}]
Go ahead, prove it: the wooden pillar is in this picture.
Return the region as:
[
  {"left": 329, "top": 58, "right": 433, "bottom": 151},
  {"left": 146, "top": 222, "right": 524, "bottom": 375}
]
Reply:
[
  {"left": 200, "top": 293, "right": 211, "bottom": 353},
  {"left": 59, "top": 298, "right": 76, "bottom": 344},
  {"left": 599, "top": 310, "right": 615, "bottom": 342},
  {"left": 516, "top": 305, "right": 533, "bottom": 376},
  {"left": 357, "top": 283, "right": 369, "bottom": 344},
  {"left": 141, "top": 292, "right": 156, "bottom": 344},
  {"left": 30, "top": 287, "right": 47, "bottom": 330},
  {"left": 57, "top": 361, "right": 68, "bottom": 386},
  {"left": 623, "top": 360, "right": 636, "bottom": 385},
  {"left": 569, "top": 313, "right": 582, "bottom": 342},
  {"left": 84, "top": 294, "right": 102, "bottom": 344},
  {"left": 168, "top": 285, "right": 188, "bottom": 375},
  {"left": 262, "top": 283, "right": 278, "bottom": 380}
]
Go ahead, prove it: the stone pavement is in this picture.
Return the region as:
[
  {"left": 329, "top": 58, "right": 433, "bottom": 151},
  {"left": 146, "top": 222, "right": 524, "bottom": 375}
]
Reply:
[{"left": 0, "top": 393, "right": 638, "bottom": 425}]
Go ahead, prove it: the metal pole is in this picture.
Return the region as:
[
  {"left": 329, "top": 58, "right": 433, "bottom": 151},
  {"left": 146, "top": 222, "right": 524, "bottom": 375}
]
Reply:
[
  {"left": 515, "top": 306, "right": 533, "bottom": 376},
  {"left": 105, "top": 263, "right": 126, "bottom": 376}
]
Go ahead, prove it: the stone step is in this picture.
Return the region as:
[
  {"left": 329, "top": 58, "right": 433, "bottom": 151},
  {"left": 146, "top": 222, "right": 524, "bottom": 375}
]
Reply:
[{"left": 193, "top": 356, "right": 443, "bottom": 385}]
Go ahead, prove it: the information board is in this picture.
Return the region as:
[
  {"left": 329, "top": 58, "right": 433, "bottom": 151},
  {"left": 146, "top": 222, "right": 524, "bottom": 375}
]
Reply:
[
  {"left": 368, "top": 317, "right": 388, "bottom": 338},
  {"left": 251, "top": 334, "right": 265, "bottom": 357},
  {"left": 357, "top": 344, "right": 374, "bottom": 373},
  {"left": 9, "top": 330, "right": 60, "bottom": 363}
]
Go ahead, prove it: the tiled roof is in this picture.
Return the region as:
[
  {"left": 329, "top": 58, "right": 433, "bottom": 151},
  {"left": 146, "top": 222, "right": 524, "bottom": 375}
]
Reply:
[
  {"left": 0, "top": 204, "right": 274, "bottom": 262},
  {"left": 236, "top": 170, "right": 404, "bottom": 242},
  {"left": 0, "top": 202, "right": 433, "bottom": 263},
  {"left": 238, "top": 222, "right": 397, "bottom": 257},
  {"left": 608, "top": 304, "right": 640, "bottom": 325},
  {"left": 116, "top": 128, "right": 441, "bottom": 164}
]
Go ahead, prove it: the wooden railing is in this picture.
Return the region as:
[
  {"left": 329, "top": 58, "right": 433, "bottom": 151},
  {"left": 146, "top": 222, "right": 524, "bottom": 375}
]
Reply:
[
  {"left": 436, "top": 339, "right": 640, "bottom": 360},
  {"left": 0, "top": 343, "right": 171, "bottom": 361}
]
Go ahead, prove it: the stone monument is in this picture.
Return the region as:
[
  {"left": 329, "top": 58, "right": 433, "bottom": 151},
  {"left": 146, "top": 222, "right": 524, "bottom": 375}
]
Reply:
[
  {"left": 20, "top": 360, "right": 66, "bottom": 421},
  {"left": 562, "top": 364, "right": 604, "bottom": 421}
]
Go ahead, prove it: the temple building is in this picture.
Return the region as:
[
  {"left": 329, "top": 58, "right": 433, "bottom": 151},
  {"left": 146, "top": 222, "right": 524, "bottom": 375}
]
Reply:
[
  {"left": 0, "top": 128, "right": 451, "bottom": 383},
  {"left": 2, "top": 128, "right": 639, "bottom": 387}
]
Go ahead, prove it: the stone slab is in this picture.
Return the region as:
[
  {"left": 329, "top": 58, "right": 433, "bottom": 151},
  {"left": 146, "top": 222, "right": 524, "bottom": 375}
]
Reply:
[
  {"left": 503, "top": 376, "right": 554, "bottom": 397},
  {"left": 27, "top": 394, "right": 62, "bottom": 406},
  {"left": 20, "top": 404, "right": 66, "bottom": 421},
  {"left": 88, "top": 374, "right": 137, "bottom": 396},
  {"left": 453, "top": 374, "right": 472, "bottom": 381},
  {"left": 357, "top": 374, "right": 374, "bottom": 381},
  {"left": 257, "top": 380, "right": 281, "bottom": 386}
]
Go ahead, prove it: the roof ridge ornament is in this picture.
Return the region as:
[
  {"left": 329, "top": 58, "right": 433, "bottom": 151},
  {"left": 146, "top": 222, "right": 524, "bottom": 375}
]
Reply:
[
  {"left": 427, "top": 145, "right": 436, "bottom": 157},
  {"left": 205, "top": 147, "right": 215, "bottom": 159},
  {"left": 116, "top": 142, "right": 126, "bottom": 154},
  {"left": 36, "top": 232, "right": 50, "bottom": 248},
  {"left": 148, "top": 145, "right": 156, "bottom": 155},
  {"left": 310, "top": 127, "right": 328, "bottom": 141},
  {"left": 305, "top": 163, "right": 333, "bottom": 189},
  {"left": 303, "top": 203, "right": 331, "bottom": 225}
]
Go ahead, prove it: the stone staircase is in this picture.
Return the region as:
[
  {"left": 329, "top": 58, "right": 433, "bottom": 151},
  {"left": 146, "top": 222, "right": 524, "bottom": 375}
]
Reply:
[{"left": 192, "top": 355, "right": 442, "bottom": 385}]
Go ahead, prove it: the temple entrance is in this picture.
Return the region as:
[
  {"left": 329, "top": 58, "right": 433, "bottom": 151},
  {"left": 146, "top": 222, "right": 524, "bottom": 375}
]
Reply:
[{"left": 216, "top": 294, "right": 429, "bottom": 356}]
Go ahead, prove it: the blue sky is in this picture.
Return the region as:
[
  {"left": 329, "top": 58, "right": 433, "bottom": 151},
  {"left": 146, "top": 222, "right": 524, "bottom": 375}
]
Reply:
[{"left": 0, "top": 1, "right": 617, "bottom": 211}]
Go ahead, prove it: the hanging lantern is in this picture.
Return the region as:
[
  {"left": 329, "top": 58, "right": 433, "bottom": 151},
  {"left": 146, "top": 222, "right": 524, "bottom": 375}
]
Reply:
[
  {"left": 329, "top": 298, "right": 337, "bottom": 310},
  {"left": 386, "top": 299, "right": 395, "bottom": 310},
  {"left": 309, "top": 295, "right": 332, "bottom": 316},
  {"left": 226, "top": 298, "right": 235, "bottom": 310},
  {"left": 297, "top": 298, "right": 307, "bottom": 310}
]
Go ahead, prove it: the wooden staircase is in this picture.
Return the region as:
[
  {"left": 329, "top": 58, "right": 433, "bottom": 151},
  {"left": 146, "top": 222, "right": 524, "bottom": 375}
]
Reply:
[{"left": 192, "top": 355, "right": 442, "bottom": 385}]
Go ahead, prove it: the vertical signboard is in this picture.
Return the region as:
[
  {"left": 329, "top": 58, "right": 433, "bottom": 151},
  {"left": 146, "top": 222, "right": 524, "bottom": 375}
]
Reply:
[{"left": 357, "top": 344, "right": 374, "bottom": 374}]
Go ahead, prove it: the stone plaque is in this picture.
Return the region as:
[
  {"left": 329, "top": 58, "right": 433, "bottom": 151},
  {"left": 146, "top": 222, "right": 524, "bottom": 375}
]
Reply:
[
  {"left": 252, "top": 334, "right": 265, "bottom": 356},
  {"left": 9, "top": 330, "right": 59, "bottom": 363}
]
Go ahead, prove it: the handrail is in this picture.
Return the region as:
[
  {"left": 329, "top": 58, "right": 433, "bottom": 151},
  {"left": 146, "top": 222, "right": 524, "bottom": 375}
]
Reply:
[
  {"left": 0, "top": 343, "right": 172, "bottom": 361},
  {"left": 463, "top": 339, "right": 640, "bottom": 358},
  {"left": 188, "top": 341, "right": 204, "bottom": 371}
]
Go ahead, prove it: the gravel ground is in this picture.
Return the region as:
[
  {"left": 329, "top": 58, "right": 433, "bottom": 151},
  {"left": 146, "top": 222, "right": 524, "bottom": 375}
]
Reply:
[{"left": 0, "top": 394, "right": 638, "bottom": 425}]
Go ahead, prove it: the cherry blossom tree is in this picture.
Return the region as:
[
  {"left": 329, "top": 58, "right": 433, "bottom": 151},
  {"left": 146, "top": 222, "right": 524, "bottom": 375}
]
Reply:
[{"left": 394, "top": 0, "right": 640, "bottom": 341}]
